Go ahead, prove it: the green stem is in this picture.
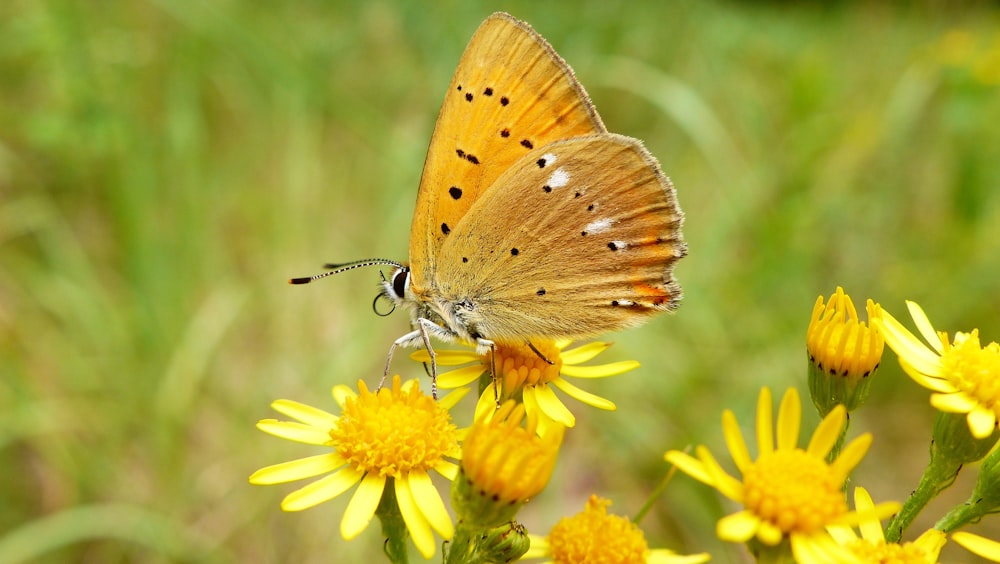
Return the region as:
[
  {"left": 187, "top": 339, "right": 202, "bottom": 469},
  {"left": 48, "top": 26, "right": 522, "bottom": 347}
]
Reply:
[
  {"left": 884, "top": 450, "right": 960, "bottom": 542},
  {"left": 444, "top": 522, "right": 481, "bottom": 564},
  {"left": 935, "top": 500, "right": 984, "bottom": 533},
  {"left": 375, "top": 481, "right": 409, "bottom": 564},
  {"left": 635, "top": 459, "right": 677, "bottom": 524}
]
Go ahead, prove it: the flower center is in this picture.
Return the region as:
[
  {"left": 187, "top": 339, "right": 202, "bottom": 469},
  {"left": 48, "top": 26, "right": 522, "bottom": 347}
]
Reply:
[
  {"left": 941, "top": 331, "right": 1000, "bottom": 413},
  {"left": 487, "top": 341, "right": 563, "bottom": 392},
  {"left": 847, "top": 539, "right": 932, "bottom": 564},
  {"left": 329, "top": 379, "right": 458, "bottom": 478},
  {"left": 547, "top": 496, "right": 648, "bottom": 564},
  {"left": 742, "top": 449, "right": 847, "bottom": 534}
]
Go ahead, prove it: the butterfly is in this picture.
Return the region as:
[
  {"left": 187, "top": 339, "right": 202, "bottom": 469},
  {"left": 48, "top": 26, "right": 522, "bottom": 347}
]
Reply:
[{"left": 293, "top": 12, "right": 686, "bottom": 396}]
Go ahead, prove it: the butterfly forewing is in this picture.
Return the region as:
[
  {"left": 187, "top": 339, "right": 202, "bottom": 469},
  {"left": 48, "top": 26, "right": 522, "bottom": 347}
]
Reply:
[
  {"left": 410, "top": 12, "right": 606, "bottom": 288},
  {"left": 435, "top": 134, "right": 686, "bottom": 342}
]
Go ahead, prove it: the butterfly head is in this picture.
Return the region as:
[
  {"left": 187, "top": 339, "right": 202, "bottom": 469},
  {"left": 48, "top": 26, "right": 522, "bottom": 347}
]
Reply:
[{"left": 379, "top": 264, "right": 411, "bottom": 310}]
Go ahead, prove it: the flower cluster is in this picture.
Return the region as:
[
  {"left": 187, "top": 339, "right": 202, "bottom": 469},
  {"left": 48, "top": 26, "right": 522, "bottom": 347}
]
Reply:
[{"left": 248, "top": 286, "right": 1000, "bottom": 563}]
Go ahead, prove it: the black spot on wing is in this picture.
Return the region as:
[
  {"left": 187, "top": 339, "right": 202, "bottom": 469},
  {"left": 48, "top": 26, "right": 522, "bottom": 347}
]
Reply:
[
  {"left": 500, "top": 128, "right": 510, "bottom": 138},
  {"left": 510, "top": 248, "right": 519, "bottom": 256},
  {"left": 483, "top": 87, "right": 493, "bottom": 96},
  {"left": 465, "top": 92, "right": 473, "bottom": 102},
  {"left": 449, "top": 186, "right": 462, "bottom": 200},
  {"left": 521, "top": 139, "right": 534, "bottom": 149},
  {"left": 441, "top": 223, "right": 450, "bottom": 235},
  {"left": 536, "top": 158, "right": 547, "bottom": 168},
  {"left": 500, "top": 96, "right": 509, "bottom": 106},
  {"left": 536, "top": 288, "right": 546, "bottom": 296}
]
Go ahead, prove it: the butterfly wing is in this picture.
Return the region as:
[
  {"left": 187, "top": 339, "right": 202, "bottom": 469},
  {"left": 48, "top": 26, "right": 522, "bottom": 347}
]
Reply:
[
  {"left": 434, "top": 133, "right": 685, "bottom": 342},
  {"left": 409, "top": 12, "right": 606, "bottom": 291}
]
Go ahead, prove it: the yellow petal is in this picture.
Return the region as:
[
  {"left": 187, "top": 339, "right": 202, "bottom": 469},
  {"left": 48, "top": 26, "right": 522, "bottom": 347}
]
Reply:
[
  {"left": 665, "top": 450, "right": 712, "bottom": 485},
  {"left": 558, "top": 341, "right": 611, "bottom": 364},
  {"left": 648, "top": 552, "right": 711, "bottom": 564},
  {"left": 967, "top": 406, "right": 998, "bottom": 439},
  {"left": 807, "top": 405, "right": 846, "bottom": 459},
  {"left": 340, "top": 472, "right": 386, "bottom": 540},
  {"left": 550, "top": 377, "right": 616, "bottom": 410},
  {"left": 696, "top": 445, "right": 744, "bottom": 501},
  {"left": 951, "top": 531, "right": 1000, "bottom": 562},
  {"left": 433, "top": 459, "right": 459, "bottom": 481},
  {"left": 756, "top": 387, "right": 775, "bottom": 456},
  {"left": 930, "top": 391, "right": 977, "bottom": 413},
  {"left": 792, "top": 532, "right": 860, "bottom": 564},
  {"left": 826, "top": 524, "right": 859, "bottom": 545},
  {"left": 256, "top": 420, "right": 332, "bottom": 445},
  {"left": 270, "top": 399, "right": 338, "bottom": 428},
  {"left": 776, "top": 388, "right": 802, "bottom": 451},
  {"left": 395, "top": 476, "right": 436, "bottom": 559},
  {"left": 900, "top": 359, "right": 958, "bottom": 392},
  {"left": 851, "top": 487, "right": 884, "bottom": 542},
  {"left": 722, "top": 410, "right": 752, "bottom": 474},
  {"left": 717, "top": 510, "right": 760, "bottom": 542},
  {"left": 281, "top": 465, "right": 364, "bottom": 511},
  {"left": 529, "top": 385, "right": 576, "bottom": 427},
  {"left": 830, "top": 501, "right": 901, "bottom": 528},
  {"left": 906, "top": 300, "right": 945, "bottom": 355},
  {"left": 560, "top": 360, "right": 640, "bottom": 378},
  {"left": 756, "top": 520, "right": 784, "bottom": 546},
  {"left": 877, "top": 312, "right": 943, "bottom": 377},
  {"left": 830, "top": 433, "right": 873, "bottom": 478},
  {"left": 249, "top": 452, "right": 346, "bottom": 484},
  {"left": 437, "top": 385, "right": 471, "bottom": 410},
  {"left": 410, "top": 348, "right": 481, "bottom": 365},
  {"left": 406, "top": 470, "right": 453, "bottom": 538},
  {"left": 438, "top": 365, "right": 486, "bottom": 388},
  {"left": 331, "top": 385, "right": 356, "bottom": 409}
]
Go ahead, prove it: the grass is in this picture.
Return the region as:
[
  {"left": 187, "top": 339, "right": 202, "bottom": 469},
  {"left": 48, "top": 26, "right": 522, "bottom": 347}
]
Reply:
[{"left": 2, "top": 0, "right": 1000, "bottom": 562}]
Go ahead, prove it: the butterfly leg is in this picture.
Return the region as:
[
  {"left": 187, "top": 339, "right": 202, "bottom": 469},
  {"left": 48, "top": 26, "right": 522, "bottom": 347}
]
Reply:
[
  {"left": 473, "top": 338, "right": 500, "bottom": 407},
  {"left": 415, "top": 318, "right": 441, "bottom": 399},
  {"left": 380, "top": 328, "right": 423, "bottom": 392},
  {"left": 526, "top": 340, "right": 555, "bottom": 365}
]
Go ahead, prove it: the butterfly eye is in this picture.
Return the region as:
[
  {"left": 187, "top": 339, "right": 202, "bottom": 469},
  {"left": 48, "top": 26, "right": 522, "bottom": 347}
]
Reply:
[{"left": 391, "top": 267, "right": 410, "bottom": 299}]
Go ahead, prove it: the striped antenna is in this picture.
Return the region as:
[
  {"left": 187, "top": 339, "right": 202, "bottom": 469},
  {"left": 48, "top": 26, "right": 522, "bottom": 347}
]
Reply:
[{"left": 288, "top": 258, "right": 405, "bottom": 285}]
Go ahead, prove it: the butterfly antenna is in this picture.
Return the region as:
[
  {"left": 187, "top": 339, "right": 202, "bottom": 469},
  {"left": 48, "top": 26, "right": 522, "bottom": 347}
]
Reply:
[{"left": 288, "top": 258, "right": 405, "bottom": 285}]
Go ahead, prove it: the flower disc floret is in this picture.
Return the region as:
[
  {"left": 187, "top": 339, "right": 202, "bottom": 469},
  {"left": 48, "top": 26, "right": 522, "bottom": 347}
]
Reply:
[
  {"left": 332, "top": 379, "right": 457, "bottom": 477},
  {"left": 743, "top": 450, "right": 848, "bottom": 534}
]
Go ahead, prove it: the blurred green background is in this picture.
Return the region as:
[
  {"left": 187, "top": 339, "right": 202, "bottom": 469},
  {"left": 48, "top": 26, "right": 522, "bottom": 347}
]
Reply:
[{"left": 3, "top": 0, "right": 1000, "bottom": 562}]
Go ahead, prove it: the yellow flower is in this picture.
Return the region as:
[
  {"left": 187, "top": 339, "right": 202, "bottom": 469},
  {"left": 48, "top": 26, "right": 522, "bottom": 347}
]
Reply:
[
  {"left": 522, "top": 495, "right": 710, "bottom": 564},
  {"left": 665, "top": 387, "right": 900, "bottom": 564},
  {"left": 828, "top": 487, "right": 946, "bottom": 563},
  {"left": 412, "top": 339, "right": 638, "bottom": 430},
  {"left": 249, "top": 376, "right": 465, "bottom": 559},
  {"left": 952, "top": 531, "right": 1000, "bottom": 562},
  {"left": 876, "top": 300, "right": 1000, "bottom": 439},
  {"left": 452, "top": 400, "right": 563, "bottom": 528},
  {"left": 806, "top": 287, "right": 884, "bottom": 414}
]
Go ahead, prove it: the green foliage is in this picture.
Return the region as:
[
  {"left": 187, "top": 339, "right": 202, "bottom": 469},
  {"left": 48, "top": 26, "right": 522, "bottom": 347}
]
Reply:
[{"left": 2, "top": 1, "right": 999, "bottom": 561}]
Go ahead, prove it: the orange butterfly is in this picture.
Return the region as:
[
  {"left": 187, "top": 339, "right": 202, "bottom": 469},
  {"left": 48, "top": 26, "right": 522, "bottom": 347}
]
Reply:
[{"left": 293, "top": 13, "right": 686, "bottom": 396}]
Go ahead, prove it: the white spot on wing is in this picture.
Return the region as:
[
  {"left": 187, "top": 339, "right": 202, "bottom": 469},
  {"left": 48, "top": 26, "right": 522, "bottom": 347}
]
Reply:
[
  {"left": 547, "top": 167, "right": 569, "bottom": 188},
  {"left": 585, "top": 218, "right": 614, "bottom": 234},
  {"left": 611, "top": 240, "right": 628, "bottom": 250},
  {"left": 617, "top": 299, "right": 634, "bottom": 306},
  {"left": 541, "top": 153, "right": 557, "bottom": 164}
]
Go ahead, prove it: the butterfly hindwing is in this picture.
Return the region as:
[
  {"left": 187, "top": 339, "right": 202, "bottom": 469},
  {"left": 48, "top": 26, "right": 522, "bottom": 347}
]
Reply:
[
  {"left": 434, "top": 133, "right": 686, "bottom": 342},
  {"left": 409, "top": 12, "right": 606, "bottom": 290}
]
